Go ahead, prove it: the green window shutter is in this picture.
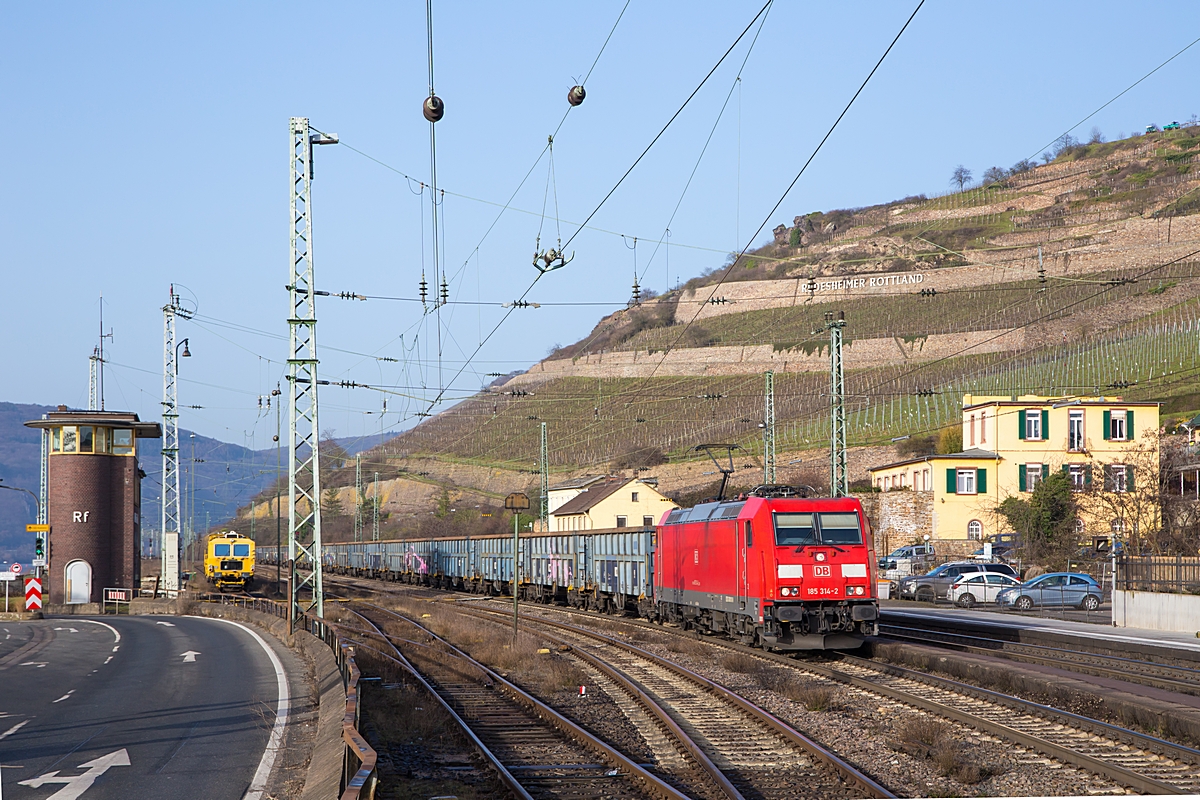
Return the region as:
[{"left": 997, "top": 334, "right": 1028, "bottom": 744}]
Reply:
[
  {"left": 1018, "top": 409, "right": 1026, "bottom": 440},
  {"left": 1127, "top": 409, "right": 1134, "bottom": 439},
  {"left": 1103, "top": 465, "right": 1113, "bottom": 491},
  {"left": 946, "top": 468, "right": 957, "bottom": 494},
  {"left": 1103, "top": 410, "right": 1111, "bottom": 440},
  {"left": 1061, "top": 464, "right": 1069, "bottom": 475},
  {"left": 1084, "top": 464, "right": 1093, "bottom": 486},
  {"left": 977, "top": 468, "right": 987, "bottom": 493},
  {"left": 1018, "top": 464, "right": 1027, "bottom": 492},
  {"left": 1127, "top": 466, "right": 1135, "bottom": 491},
  {"left": 1041, "top": 409, "right": 1049, "bottom": 440},
  {"left": 1043, "top": 463, "right": 1049, "bottom": 481}
]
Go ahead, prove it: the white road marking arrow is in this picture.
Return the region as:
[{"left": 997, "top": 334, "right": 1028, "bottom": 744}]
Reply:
[
  {"left": 19, "top": 748, "right": 130, "bottom": 799},
  {"left": 180, "top": 650, "right": 200, "bottom": 663},
  {"left": 155, "top": 621, "right": 175, "bottom": 627},
  {"left": 52, "top": 628, "right": 78, "bottom": 633}
]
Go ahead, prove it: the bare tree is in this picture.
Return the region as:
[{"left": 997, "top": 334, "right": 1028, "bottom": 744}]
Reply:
[
  {"left": 1010, "top": 158, "right": 1036, "bottom": 174},
  {"left": 981, "top": 166, "right": 1008, "bottom": 186},
  {"left": 1053, "top": 133, "right": 1080, "bottom": 157},
  {"left": 950, "top": 165, "right": 972, "bottom": 192},
  {"left": 1041, "top": 151, "right": 1054, "bottom": 165},
  {"left": 1088, "top": 126, "right": 1105, "bottom": 145}
]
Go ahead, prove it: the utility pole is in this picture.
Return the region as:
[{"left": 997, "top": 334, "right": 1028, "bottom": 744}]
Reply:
[
  {"left": 272, "top": 383, "right": 282, "bottom": 595},
  {"left": 824, "top": 311, "right": 848, "bottom": 497},
  {"left": 161, "top": 287, "right": 189, "bottom": 593},
  {"left": 763, "top": 371, "right": 776, "bottom": 484},
  {"left": 353, "top": 453, "right": 363, "bottom": 543},
  {"left": 38, "top": 416, "right": 47, "bottom": 582},
  {"left": 287, "top": 116, "right": 337, "bottom": 626},
  {"left": 539, "top": 422, "right": 549, "bottom": 532}
]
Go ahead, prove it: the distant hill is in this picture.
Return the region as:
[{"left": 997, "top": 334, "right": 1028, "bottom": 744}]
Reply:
[{"left": 0, "top": 403, "right": 400, "bottom": 561}]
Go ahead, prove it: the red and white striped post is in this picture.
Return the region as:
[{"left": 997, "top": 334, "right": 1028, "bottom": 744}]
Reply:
[{"left": 24, "top": 577, "right": 42, "bottom": 612}]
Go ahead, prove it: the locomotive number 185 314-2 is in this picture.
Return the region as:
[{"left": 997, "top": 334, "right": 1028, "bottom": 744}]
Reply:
[{"left": 807, "top": 586, "right": 840, "bottom": 596}]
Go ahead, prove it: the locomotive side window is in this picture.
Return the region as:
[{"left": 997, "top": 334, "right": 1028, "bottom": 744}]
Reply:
[
  {"left": 773, "top": 513, "right": 816, "bottom": 546},
  {"left": 817, "top": 512, "right": 863, "bottom": 545},
  {"left": 744, "top": 520, "right": 753, "bottom": 547}
]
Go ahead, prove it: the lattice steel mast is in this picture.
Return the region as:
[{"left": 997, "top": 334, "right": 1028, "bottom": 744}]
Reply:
[
  {"left": 825, "top": 311, "right": 848, "bottom": 497},
  {"left": 88, "top": 349, "right": 100, "bottom": 411},
  {"left": 763, "top": 371, "right": 776, "bottom": 484},
  {"left": 287, "top": 117, "right": 337, "bottom": 624},
  {"left": 539, "top": 422, "right": 549, "bottom": 531},
  {"left": 161, "top": 287, "right": 186, "bottom": 590}
]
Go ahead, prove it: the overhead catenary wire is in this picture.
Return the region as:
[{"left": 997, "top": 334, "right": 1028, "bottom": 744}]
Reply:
[
  {"left": 625, "top": 0, "right": 926, "bottom": 392},
  {"left": 417, "top": 1, "right": 779, "bottom": 415}
]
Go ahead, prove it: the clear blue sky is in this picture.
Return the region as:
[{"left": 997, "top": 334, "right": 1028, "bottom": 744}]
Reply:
[{"left": 3, "top": 1, "right": 1197, "bottom": 448}]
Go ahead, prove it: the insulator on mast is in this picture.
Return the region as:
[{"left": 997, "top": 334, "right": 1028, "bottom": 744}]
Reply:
[
  {"left": 419, "top": 272, "right": 428, "bottom": 305},
  {"left": 439, "top": 275, "right": 449, "bottom": 305},
  {"left": 631, "top": 275, "right": 641, "bottom": 304},
  {"left": 423, "top": 95, "right": 445, "bottom": 122}
]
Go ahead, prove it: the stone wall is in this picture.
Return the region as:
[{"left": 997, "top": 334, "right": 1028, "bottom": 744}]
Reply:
[
  {"left": 508, "top": 327, "right": 1027, "bottom": 383},
  {"left": 856, "top": 490, "right": 933, "bottom": 556}
]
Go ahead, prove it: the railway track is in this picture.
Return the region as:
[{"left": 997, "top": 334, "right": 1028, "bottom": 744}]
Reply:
[
  {"left": 491, "top": 601, "right": 1200, "bottom": 796},
  {"left": 877, "top": 621, "right": 1200, "bottom": 696},
  {"left": 342, "top": 604, "right": 691, "bottom": 800},
  {"left": 362, "top": 601, "right": 891, "bottom": 800}
]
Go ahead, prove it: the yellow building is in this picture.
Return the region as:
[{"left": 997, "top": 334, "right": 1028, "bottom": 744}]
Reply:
[
  {"left": 550, "top": 477, "right": 678, "bottom": 531},
  {"left": 869, "top": 395, "right": 1160, "bottom": 546}
]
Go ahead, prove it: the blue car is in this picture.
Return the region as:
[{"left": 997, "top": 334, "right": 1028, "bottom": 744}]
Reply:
[{"left": 995, "top": 572, "right": 1103, "bottom": 611}]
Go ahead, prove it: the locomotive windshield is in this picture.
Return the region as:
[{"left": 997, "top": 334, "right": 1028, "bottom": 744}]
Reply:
[
  {"left": 773, "top": 513, "right": 816, "bottom": 546},
  {"left": 214, "top": 544, "right": 231, "bottom": 556},
  {"left": 772, "top": 511, "right": 863, "bottom": 546},
  {"left": 816, "top": 512, "right": 863, "bottom": 544}
]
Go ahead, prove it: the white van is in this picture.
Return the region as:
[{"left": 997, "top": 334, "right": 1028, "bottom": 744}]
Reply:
[{"left": 879, "top": 543, "right": 935, "bottom": 580}]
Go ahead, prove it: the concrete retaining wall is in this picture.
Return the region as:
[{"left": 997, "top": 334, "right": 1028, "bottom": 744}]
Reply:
[{"left": 1113, "top": 589, "right": 1200, "bottom": 634}]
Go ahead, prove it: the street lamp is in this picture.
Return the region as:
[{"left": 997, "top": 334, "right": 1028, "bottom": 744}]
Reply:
[{"left": 0, "top": 479, "right": 41, "bottom": 521}]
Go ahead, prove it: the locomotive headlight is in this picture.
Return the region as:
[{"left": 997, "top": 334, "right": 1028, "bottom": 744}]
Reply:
[
  {"left": 815, "top": 552, "right": 826, "bottom": 562},
  {"left": 781, "top": 587, "right": 791, "bottom": 596}
]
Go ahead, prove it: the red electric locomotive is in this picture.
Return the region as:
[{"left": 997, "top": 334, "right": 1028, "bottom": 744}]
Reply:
[{"left": 653, "top": 484, "right": 880, "bottom": 650}]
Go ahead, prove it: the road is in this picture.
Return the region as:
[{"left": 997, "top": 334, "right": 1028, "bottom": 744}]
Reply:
[{"left": 0, "top": 615, "right": 289, "bottom": 800}]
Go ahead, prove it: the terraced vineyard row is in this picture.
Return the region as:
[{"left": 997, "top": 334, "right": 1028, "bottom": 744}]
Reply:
[
  {"left": 387, "top": 306, "right": 1200, "bottom": 470},
  {"left": 617, "top": 264, "right": 1198, "bottom": 353}
]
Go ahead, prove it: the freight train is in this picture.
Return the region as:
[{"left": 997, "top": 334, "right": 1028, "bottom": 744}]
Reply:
[
  {"left": 259, "top": 485, "right": 879, "bottom": 649},
  {"left": 205, "top": 531, "right": 256, "bottom": 591}
]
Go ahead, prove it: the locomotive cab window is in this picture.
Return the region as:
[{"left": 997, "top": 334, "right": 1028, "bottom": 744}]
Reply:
[
  {"left": 214, "top": 544, "right": 231, "bottom": 557},
  {"left": 773, "top": 513, "right": 816, "bottom": 546},
  {"left": 744, "top": 520, "right": 753, "bottom": 547},
  {"left": 234, "top": 544, "right": 250, "bottom": 557},
  {"left": 817, "top": 512, "right": 863, "bottom": 545}
]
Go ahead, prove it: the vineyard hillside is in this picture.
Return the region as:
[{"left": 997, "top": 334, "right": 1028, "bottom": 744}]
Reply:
[{"left": 232, "top": 127, "right": 1200, "bottom": 540}]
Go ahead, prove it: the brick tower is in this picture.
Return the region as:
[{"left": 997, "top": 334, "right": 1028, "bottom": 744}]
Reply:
[{"left": 25, "top": 407, "right": 161, "bottom": 605}]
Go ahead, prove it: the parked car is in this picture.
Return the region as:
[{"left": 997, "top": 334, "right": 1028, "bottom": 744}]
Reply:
[
  {"left": 878, "top": 543, "right": 936, "bottom": 578},
  {"left": 971, "top": 533, "right": 1019, "bottom": 561},
  {"left": 995, "top": 572, "right": 1103, "bottom": 611},
  {"left": 898, "top": 561, "right": 1019, "bottom": 602},
  {"left": 1164, "top": 121, "right": 1182, "bottom": 131},
  {"left": 949, "top": 571, "right": 1022, "bottom": 608}
]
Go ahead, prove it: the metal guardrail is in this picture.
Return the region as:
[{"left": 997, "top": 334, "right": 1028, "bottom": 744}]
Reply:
[
  {"left": 203, "top": 594, "right": 378, "bottom": 799},
  {"left": 1117, "top": 555, "right": 1200, "bottom": 594}
]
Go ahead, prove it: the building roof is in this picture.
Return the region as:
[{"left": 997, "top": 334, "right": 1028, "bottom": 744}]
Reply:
[
  {"left": 962, "top": 395, "right": 1161, "bottom": 411},
  {"left": 25, "top": 408, "right": 162, "bottom": 438},
  {"left": 869, "top": 449, "right": 1000, "bottom": 473},
  {"left": 551, "top": 477, "right": 634, "bottom": 516},
  {"left": 548, "top": 475, "right": 611, "bottom": 492}
]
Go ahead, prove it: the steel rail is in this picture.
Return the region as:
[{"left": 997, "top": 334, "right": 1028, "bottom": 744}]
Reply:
[
  {"left": 364, "top": 602, "right": 745, "bottom": 800},
  {"left": 344, "top": 605, "right": 694, "bottom": 800},
  {"left": 456, "top": 603, "right": 895, "bottom": 799},
  {"left": 509, "top": 602, "right": 1200, "bottom": 795},
  {"left": 877, "top": 622, "right": 1200, "bottom": 696}
]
